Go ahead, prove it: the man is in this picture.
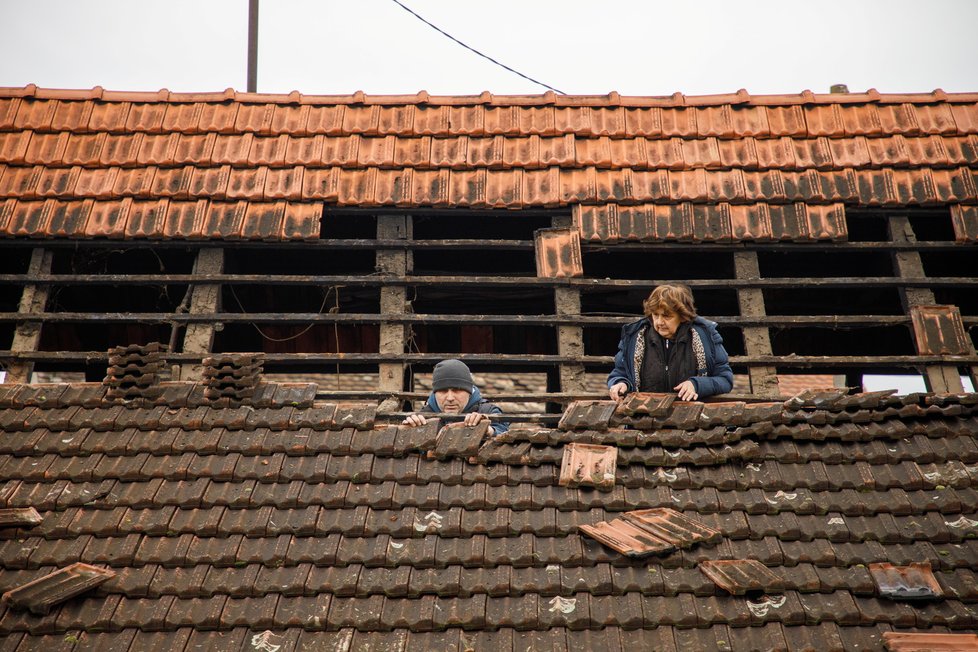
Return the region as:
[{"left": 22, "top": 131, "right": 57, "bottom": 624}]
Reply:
[{"left": 402, "top": 359, "right": 508, "bottom": 435}]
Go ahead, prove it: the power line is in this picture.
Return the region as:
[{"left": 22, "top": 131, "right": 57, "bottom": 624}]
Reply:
[{"left": 389, "top": 0, "right": 565, "bottom": 95}]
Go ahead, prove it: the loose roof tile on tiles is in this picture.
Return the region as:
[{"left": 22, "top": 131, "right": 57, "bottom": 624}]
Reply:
[
  {"left": 698, "top": 559, "right": 786, "bottom": 595},
  {"left": 869, "top": 562, "right": 944, "bottom": 600},
  {"left": 1, "top": 563, "right": 115, "bottom": 615}
]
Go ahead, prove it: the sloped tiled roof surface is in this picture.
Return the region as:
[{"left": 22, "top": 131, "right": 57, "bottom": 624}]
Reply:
[
  {"left": 3, "top": 385, "right": 978, "bottom": 648},
  {"left": 0, "top": 86, "right": 976, "bottom": 240}
]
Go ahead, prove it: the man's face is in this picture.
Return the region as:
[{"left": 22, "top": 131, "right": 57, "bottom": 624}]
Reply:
[
  {"left": 434, "top": 387, "right": 471, "bottom": 413},
  {"left": 651, "top": 308, "right": 682, "bottom": 340}
]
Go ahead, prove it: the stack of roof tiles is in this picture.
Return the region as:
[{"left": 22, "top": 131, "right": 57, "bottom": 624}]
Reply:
[
  {"left": 0, "top": 86, "right": 976, "bottom": 242},
  {"left": 201, "top": 353, "right": 265, "bottom": 407},
  {"left": 2, "top": 383, "right": 978, "bottom": 649},
  {"left": 103, "top": 343, "right": 167, "bottom": 404}
]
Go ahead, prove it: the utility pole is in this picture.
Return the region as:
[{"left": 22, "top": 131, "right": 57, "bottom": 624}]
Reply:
[{"left": 247, "top": 0, "right": 259, "bottom": 92}]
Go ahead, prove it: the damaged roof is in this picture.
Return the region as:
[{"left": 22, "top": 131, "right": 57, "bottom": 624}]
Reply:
[
  {"left": 0, "top": 86, "right": 976, "bottom": 241},
  {"left": 2, "top": 384, "right": 978, "bottom": 649}
]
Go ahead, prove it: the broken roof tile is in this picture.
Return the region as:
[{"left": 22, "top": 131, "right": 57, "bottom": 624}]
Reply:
[
  {"left": 559, "top": 442, "right": 618, "bottom": 491},
  {"left": 1, "top": 562, "right": 115, "bottom": 615},
  {"left": 869, "top": 562, "right": 944, "bottom": 600},
  {"left": 698, "top": 559, "right": 786, "bottom": 595}
]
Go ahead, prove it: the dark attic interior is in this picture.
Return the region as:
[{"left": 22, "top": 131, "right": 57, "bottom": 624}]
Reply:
[{"left": 0, "top": 86, "right": 977, "bottom": 650}]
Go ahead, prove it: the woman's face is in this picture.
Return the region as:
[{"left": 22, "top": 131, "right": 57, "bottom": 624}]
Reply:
[{"left": 650, "top": 308, "right": 682, "bottom": 340}]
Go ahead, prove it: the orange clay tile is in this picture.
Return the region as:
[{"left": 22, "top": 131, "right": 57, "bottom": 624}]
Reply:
[
  {"left": 447, "top": 105, "right": 484, "bottom": 135},
  {"left": 162, "top": 199, "right": 208, "bottom": 239},
  {"left": 447, "top": 169, "right": 487, "bottom": 207},
  {"left": 465, "top": 136, "right": 501, "bottom": 168},
  {"left": 202, "top": 201, "right": 247, "bottom": 238},
  {"left": 500, "top": 135, "right": 540, "bottom": 169},
  {"left": 910, "top": 305, "right": 972, "bottom": 355},
  {"left": 125, "top": 199, "right": 169, "bottom": 238},
  {"left": 47, "top": 199, "right": 93, "bottom": 237},
  {"left": 729, "top": 104, "right": 770, "bottom": 137},
  {"left": 280, "top": 202, "right": 321, "bottom": 240},
  {"left": 301, "top": 168, "right": 338, "bottom": 201},
  {"left": 717, "top": 138, "right": 758, "bottom": 169},
  {"left": 659, "top": 107, "right": 697, "bottom": 137},
  {"left": 904, "top": 135, "right": 951, "bottom": 166},
  {"left": 485, "top": 169, "right": 523, "bottom": 208},
  {"left": 22, "top": 132, "right": 67, "bottom": 167},
  {"left": 912, "top": 103, "right": 957, "bottom": 134},
  {"left": 765, "top": 105, "right": 807, "bottom": 137},
  {"left": 807, "top": 204, "right": 847, "bottom": 241},
  {"left": 877, "top": 103, "right": 920, "bottom": 135},
  {"left": 321, "top": 135, "right": 359, "bottom": 167},
  {"left": 225, "top": 168, "right": 267, "bottom": 200},
  {"left": 680, "top": 137, "right": 722, "bottom": 169},
  {"left": 0, "top": 97, "right": 21, "bottom": 129},
  {"left": 932, "top": 167, "right": 978, "bottom": 202},
  {"left": 943, "top": 135, "right": 977, "bottom": 165},
  {"left": 84, "top": 198, "right": 132, "bottom": 238},
  {"left": 342, "top": 104, "right": 381, "bottom": 135},
  {"left": 882, "top": 632, "right": 978, "bottom": 651},
  {"left": 284, "top": 135, "right": 325, "bottom": 166},
  {"left": 0, "top": 130, "right": 33, "bottom": 164},
  {"left": 12, "top": 98, "right": 57, "bottom": 130},
  {"left": 264, "top": 167, "right": 304, "bottom": 200},
  {"left": 729, "top": 203, "right": 774, "bottom": 241},
  {"left": 950, "top": 205, "right": 978, "bottom": 242},
  {"left": 522, "top": 168, "right": 560, "bottom": 207},
  {"left": 623, "top": 107, "right": 662, "bottom": 137},
  {"left": 867, "top": 134, "right": 909, "bottom": 167},
  {"left": 270, "top": 104, "right": 310, "bottom": 136},
  {"left": 151, "top": 166, "right": 193, "bottom": 199},
  {"left": 304, "top": 104, "right": 345, "bottom": 135},
  {"left": 35, "top": 167, "right": 80, "bottom": 197},
  {"left": 378, "top": 105, "right": 416, "bottom": 135},
  {"left": 197, "top": 102, "right": 239, "bottom": 133},
  {"left": 608, "top": 138, "right": 648, "bottom": 169},
  {"left": 949, "top": 103, "right": 978, "bottom": 133},
  {"left": 828, "top": 137, "right": 870, "bottom": 168},
  {"left": 803, "top": 104, "right": 844, "bottom": 137},
  {"left": 839, "top": 104, "right": 883, "bottom": 136},
  {"left": 538, "top": 134, "right": 575, "bottom": 168},
  {"left": 617, "top": 204, "right": 655, "bottom": 242},
  {"left": 355, "top": 135, "right": 394, "bottom": 168},
  {"left": 559, "top": 168, "right": 596, "bottom": 204},
  {"left": 234, "top": 103, "right": 276, "bottom": 135},
  {"left": 0, "top": 165, "right": 42, "bottom": 198},
  {"left": 413, "top": 105, "right": 451, "bottom": 136},
  {"left": 428, "top": 137, "right": 467, "bottom": 169},
  {"left": 100, "top": 133, "right": 144, "bottom": 166},
  {"left": 691, "top": 203, "right": 732, "bottom": 242},
  {"left": 643, "top": 138, "right": 683, "bottom": 170},
  {"left": 113, "top": 167, "right": 156, "bottom": 198},
  {"left": 374, "top": 168, "right": 416, "bottom": 206},
  {"left": 248, "top": 134, "right": 289, "bottom": 166},
  {"left": 62, "top": 133, "right": 107, "bottom": 166},
  {"left": 589, "top": 107, "right": 625, "bottom": 137},
  {"left": 791, "top": 137, "right": 833, "bottom": 169},
  {"left": 753, "top": 137, "right": 796, "bottom": 169},
  {"left": 189, "top": 165, "right": 230, "bottom": 199},
  {"left": 125, "top": 103, "right": 166, "bottom": 133},
  {"left": 211, "top": 133, "right": 254, "bottom": 166},
  {"left": 49, "top": 100, "right": 94, "bottom": 132},
  {"left": 173, "top": 133, "right": 216, "bottom": 166},
  {"left": 558, "top": 442, "right": 618, "bottom": 491},
  {"left": 574, "top": 204, "right": 619, "bottom": 243},
  {"left": 87, "top": 102, "right": 131, "bottom": 132},
  {"left": 575, "top": 137, "right": 612, "bottom": 168},
  {"left": 238, "top": 201, "right": 285, "bottom": 240},
  {"left": 162, "top": 103, "right": 203, "bottom": 133},
  {"left": 534, "top": 227, "right": 582, "bottom": 278},
  {"left": 484, "top": 105, "right": 519, "bottom": 135},
  {"left": 74, "top": 167, "right": 119, "bottom": 199},
  {"left": 519, "top": 106, "right": 555, "bottom": 136},
  {"left": 136, "top": 133, "right": 179, "bottom": 165},
  {"left": 336, "top": 168, "right": 378, "bottom": 206},
  {"left": 694, "top": 105, "right": 735, "bottom": 138},
  {"left": 3, "top": 199, "right": 51, "bottom": 236}
]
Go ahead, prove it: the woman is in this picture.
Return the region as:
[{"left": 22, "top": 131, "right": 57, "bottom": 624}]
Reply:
[{"left": 607, "top": 284, "right": 733, "bottom": 402}]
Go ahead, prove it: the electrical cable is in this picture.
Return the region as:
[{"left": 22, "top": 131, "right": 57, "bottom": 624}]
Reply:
[{"left": 389, "top": 0, "right": 565, "bottom": 95}]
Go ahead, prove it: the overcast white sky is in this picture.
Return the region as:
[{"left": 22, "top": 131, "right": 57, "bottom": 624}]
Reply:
[{"left": 1, "top": 0, "right": 977, "bottom": 97}]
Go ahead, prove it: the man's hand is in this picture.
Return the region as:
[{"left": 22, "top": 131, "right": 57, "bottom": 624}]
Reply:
[
  {"left": 402, "top": 414, "right": 429, "bottom": 427},
  {"left": 674, "top": 380, "right": 698, "bottom": 401},
  {"left": 463, "top": 412, "right": 489, "bottom": 427},
  {"left": 609, "top": 382, "right": 628, "bottom": 403}
]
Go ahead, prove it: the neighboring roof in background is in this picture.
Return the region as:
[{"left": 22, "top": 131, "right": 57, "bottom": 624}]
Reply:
[{"left": 0, "top": 85, "right": 976, "bottom": 242}]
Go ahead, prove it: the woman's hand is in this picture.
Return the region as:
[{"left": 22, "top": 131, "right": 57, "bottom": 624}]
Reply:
[
  {"left": 674, "top": 380, "right": 698, "bottom": 401},
  {"left": 402, "top": 414, "right": 429, "bottom": 427},
  {"left": 609, "top": 382, "right": 629, "bottom": 402},
  {"left": 463, "top": 412, "right": 489, "bottom": 427}
]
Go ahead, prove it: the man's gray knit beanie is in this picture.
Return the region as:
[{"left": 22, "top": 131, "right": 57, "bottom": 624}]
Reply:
[{"left": 431, "top": 359, "right": 474, "bottom": 391}]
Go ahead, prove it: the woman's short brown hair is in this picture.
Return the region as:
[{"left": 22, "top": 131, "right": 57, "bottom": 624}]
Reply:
[{"left": 642, "top": 284, "right": 697, "bottom": 322}]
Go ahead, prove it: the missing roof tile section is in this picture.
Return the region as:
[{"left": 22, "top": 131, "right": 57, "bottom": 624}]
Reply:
[
  {"left": 0, "top": 507, "right": 43, "bottom": 529},
  {"left": 1, "top": 563, "right": 115, "bottom": 615},
  {"left": 910, "top": 305, "right": 972, "bottom": 355},
  {"left": 869, "top": 562, "right": 943, "bottom": 600},
  {"left": 579, "top": 507, "right": 720, "bottom": 557},
  {"left": 559, "top": 442, "right": 618, "bottom": 491},
  {"left": 557, "top": 400, "right": 618, "bottom": 431},
  {"left": 698, "top": 559, "right": 785, "bottom": 595},
  {"left": 434, "top": 419, "right": 490, "bottom": 459},
  {"left": 883, "top": 632, "right": 978, "bottom": 651},
  {"left": 534, "top": 226, "right": 582, "bottom": 278},
  {"left": 614, "top": 392, "right": 675, "bottom": 417}
]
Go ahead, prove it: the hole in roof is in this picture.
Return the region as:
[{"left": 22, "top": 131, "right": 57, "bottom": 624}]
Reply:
[
  {"left": 844, "top": 211, "right": 889, "bottom": 241},
  {"left": 763, "top": 287, "right": 904, "bottom": 316},
  {"left": 769, "top": 325, "right": 915, "bottom": 356},
  {"left": 757, "top": 250, "right": 893, "bottom": 278},
  {"left": 582, "top": 250, "right": 735, "bottom": 280},
  {"left": 908, "top": 211, "right": 956, "bottom": 241},
  {"left": 413, "top": 324, "right": 556, "bottom": 355}
]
